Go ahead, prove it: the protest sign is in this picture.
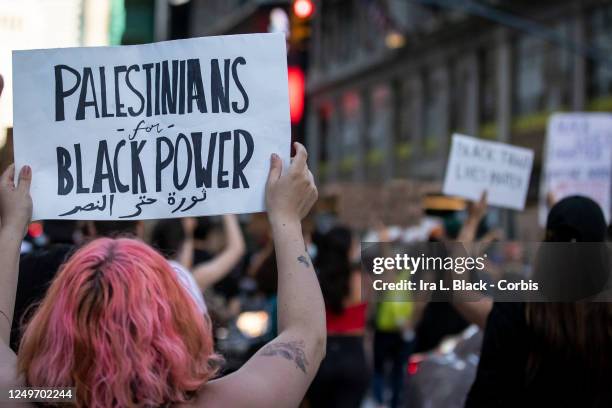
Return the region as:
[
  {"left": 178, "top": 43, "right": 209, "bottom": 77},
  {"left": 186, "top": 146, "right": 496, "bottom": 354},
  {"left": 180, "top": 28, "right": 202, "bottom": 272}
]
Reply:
[
  {"left": 12, "top": 33, "right": 290, "bottom": 220},
  {"left": 539, "top": 113, "right": 612, "bottom": 225},
  {"left": 442, "top": 134, "right": 534, "bottom": 210}
]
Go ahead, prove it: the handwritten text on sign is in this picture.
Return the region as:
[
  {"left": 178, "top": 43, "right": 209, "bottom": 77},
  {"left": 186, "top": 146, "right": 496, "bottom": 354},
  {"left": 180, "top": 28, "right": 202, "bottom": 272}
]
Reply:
[
  {"left": 12, "top": 33, "right": 290, "bottom": 220},
  {"left": 539, "top": 113, "right": 612, "bottom": 224},
  {"left": 443, "top": 134, "right": 534, "bottom": 210}
]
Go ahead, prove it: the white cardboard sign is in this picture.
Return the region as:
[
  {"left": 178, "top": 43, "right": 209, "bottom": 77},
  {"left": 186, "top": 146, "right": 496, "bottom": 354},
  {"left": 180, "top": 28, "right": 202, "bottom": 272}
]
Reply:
[
  {"left": 12, "top": 33, "right": 290, "bottom": 220},
  {"left": 443, "top": 134, "right": 534, "bottom": 210},
  {"left": 539, "top": 113, "right": 612, "bottom": 225}
]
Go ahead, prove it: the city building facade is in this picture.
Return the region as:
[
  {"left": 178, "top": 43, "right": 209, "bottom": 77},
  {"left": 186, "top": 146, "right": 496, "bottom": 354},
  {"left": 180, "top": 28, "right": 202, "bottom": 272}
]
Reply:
[
  {"left": 164, "top": 0, "right": 612, "bottom": 236},
  {"left": 305, "top": 0, "right": 612, "bottom": 202}
]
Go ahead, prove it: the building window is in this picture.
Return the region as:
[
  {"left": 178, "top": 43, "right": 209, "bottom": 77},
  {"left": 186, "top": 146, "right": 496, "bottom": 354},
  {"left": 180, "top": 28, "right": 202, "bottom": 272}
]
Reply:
[
  {"left": 588, "top": 5, "right": 612, "bottom": 100},
  {"left": 479, "top": 47, "right": 497, "bottom": 125},
  {"left": 513, "top": 23, "right": 573, "bottom": 116},
  {"left": 546, "top": 21, "right": 573, "bottom": 110},
  {"left": 319, "top": 2, "right": 335, "bottom": 68},
  {"left": 452, "top": 61, "right": 470, "bottom": 133},
  {"left": 514, "top": 35, "right": 546, "bottom": 115},
  {"left": 339, "top": 92, "right": 361, "bottom": 178},
  {"left": 423, "top": 69, "right": 447, "bottom": 153},
  {"left": 394, "top": 77, "right": 419, "bottom": 177},
  {"left": 367, "top": 84, "right": 391, "bottom": 179},
  {"left": 396, "top": 78, "right": 419, "bottom": 155},
  {"left": 317, "top": 103, "right": 331, "bottom": 181},
  {"left": 396, "top": 80, "right": 412, "bottom": 145},
  {"left": 342, "top": 0, "right": 357, "bottom": 61}
]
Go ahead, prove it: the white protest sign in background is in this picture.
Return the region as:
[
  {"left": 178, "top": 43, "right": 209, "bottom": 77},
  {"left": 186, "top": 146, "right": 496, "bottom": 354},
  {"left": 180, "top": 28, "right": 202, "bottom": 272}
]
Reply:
[
  {"left": 539, "top": 113, "right": 612, "bottom": 225},
  {"left": 12, "top": 33, "right": 290, "bottom": 220},
  {"left": 443, "top": 134, "right": 534, "bottom": 210}
]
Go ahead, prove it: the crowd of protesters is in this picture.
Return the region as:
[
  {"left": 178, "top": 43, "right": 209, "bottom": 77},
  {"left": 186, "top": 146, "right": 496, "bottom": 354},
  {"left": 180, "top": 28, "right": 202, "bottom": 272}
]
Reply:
[{"left": 1, "top": 72, "right": 612, "bottom": 408}]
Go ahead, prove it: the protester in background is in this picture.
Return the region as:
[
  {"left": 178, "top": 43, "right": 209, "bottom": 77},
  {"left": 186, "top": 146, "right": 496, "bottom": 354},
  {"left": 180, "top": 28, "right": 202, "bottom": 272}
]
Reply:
[
  {"left": 0, "top": 143, "right": 326, "bottom": 408},
  {"left": 150, "top": 218, "right": 209, "bottom": 314},
  {"left": 451, "top": 193, "right": 495, "bottom": 328},
  {"left": 249, "top": 240, "right": 277, "bottom": 299},
  {"left": 364, "top": 223, "right": 417, "bottom": 408},
  {"left": 465, "top": 196, "right": 612, "bottom": 407},
  {"left": 245, "top": 214, "right": 280, "bottom": 339},
  {"left": 150, "top": 214, "right": 244, "bottom": 314},
  {"left": 10, "top": 220, "right": 78, "bottom": 351},
  {"left": 413, "top": 297, "right": 469, "bottom": 354},
  {"left": 193, "top": 217, "right": 245, "bottom": 301},
  {"left": 87, "top": 220, "right": 144, "bottom": 238},
  {"left": 308, "top": 226, "right": 369, "bottom": 408},
  {"left": 246, "top": 213, "right": 275, "bottom": 292},
  {"left": 371, "top": 282, "right": 415, "bottom": 408},
  {"left": 193, "top": 217, "right": 214, "bottom": 263},
  {"left": 179, "top": 215, "right": 246, "bottom": 291},
  {"left": 412, "top": 208, "right": 479, "bottom": 354}
]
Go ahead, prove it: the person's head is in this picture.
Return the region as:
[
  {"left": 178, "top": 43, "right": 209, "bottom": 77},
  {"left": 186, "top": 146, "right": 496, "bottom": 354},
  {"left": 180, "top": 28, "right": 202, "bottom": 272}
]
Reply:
[
  {"left": 151, "top": 218, "right": 186, "bottom": 259},
  {"left": 534, "top": 196, "right": 609, "bottom": 297},
  {"left": 17, "top": 238, "right": 218, "bottom": 407},
  {"left": 89, "top": 220, "right": 144, "bottom": 239},
  {"left": 43, "top": 220, "right": 78, "bottom": 245},
  {"left": 316, "top": 226, "right": 353, "bottom": 257},
  {"left": 544, "top": 195, "right": 607, "bottom": 242},
  {"left": 193, "top": 217, "right": 213, "bottom": 241},
  {"left": 314, "top": 226, "right": 354, "bottom": 314},
  {"left": 527, "top": 196, "right": 611, "bottom": 383},
  {"left": 247, "top": 212, "right": 272, "bottom": 247}
]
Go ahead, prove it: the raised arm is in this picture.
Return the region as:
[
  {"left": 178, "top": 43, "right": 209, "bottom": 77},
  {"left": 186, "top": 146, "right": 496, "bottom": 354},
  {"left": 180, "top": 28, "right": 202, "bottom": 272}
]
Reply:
[
  {"left": 176, "top": 217, "right": 197, "bottom": 269},
  {"left": 0, "top": 164, "right": 32, "bottom": 391},
  {"left": 191, "top": 214, "right": 245, "bottom": 290},
  {"left": 194, "top": 143, "right": 325, "bottom": 408},
  {"left": 0, "top": 165, "right": 32, "bottom": 345},
  {"left": 453, "top": 191, "right": 493, "bottom": 328},
  {"left": 457, "top": 191, "right": 487, "bottom": 243}
]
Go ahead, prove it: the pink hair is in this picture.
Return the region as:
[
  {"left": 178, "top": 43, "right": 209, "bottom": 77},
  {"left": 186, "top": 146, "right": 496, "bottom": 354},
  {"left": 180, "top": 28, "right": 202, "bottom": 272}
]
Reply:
[{"left": 18, "top": 238, "right": 219, "bottom": 407}]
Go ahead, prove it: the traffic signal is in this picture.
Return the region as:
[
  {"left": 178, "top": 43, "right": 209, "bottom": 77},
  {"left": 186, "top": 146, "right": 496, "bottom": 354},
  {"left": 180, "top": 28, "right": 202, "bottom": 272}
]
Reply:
[
  {"left": 290, "top": 0, "right": 314, "bottom": 49},
  {"left": 288, "top": 66, "right": 305, "bottom": 124},
  {"left": 293, "top": 0, "right": 314, "bottom": 19}
]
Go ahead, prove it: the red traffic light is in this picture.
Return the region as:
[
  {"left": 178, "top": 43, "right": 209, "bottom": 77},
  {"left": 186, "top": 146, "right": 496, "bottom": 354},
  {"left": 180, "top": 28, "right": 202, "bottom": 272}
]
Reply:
[
  {"left": 293, "top": 0, "right": 314, "bottom": 19},
  {"left": 288, "top": 66, "right": 305, "bottom": 124}
]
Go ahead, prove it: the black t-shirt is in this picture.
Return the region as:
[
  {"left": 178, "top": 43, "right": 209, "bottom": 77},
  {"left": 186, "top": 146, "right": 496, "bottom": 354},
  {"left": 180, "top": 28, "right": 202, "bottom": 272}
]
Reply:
[
  {"left": 10, "top": 244, "right": 74, "bottom": 351},
  {"left": 414, "top": 302, "right": 469, "bottom": 353},
  {"left": 466, "top": 302, "right": 612, "bottom": 408}
]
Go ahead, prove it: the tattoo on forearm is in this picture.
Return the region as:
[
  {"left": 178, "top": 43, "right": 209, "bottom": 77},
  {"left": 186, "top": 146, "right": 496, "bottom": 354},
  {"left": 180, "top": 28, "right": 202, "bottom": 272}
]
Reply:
[
  {"left": 297, "top": 255, "right": 310, "bottom": 268},
  {"left": 260, "top": 340, "right": 309, "bottom": 374}
]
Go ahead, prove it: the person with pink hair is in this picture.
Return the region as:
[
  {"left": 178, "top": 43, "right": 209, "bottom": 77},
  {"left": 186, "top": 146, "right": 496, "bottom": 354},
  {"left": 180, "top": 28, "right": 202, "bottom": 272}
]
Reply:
[{"left": 0, "top": 141, "right": 325, "bottom": 407}]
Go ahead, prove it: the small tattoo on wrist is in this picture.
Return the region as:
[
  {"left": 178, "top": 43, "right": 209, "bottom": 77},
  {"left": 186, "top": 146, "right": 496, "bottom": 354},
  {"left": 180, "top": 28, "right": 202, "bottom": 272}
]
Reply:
[{"left": 297, "top": 255, "right": 310, "bottom": 268}]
